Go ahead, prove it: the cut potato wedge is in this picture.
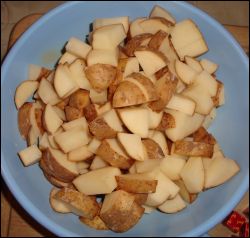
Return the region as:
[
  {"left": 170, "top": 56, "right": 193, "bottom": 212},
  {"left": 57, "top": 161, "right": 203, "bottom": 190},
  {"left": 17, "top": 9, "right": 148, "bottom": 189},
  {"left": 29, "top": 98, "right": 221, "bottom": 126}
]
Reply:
[
  {"left": 54, "top": 128, "right": 90, "bottom": 153},
  {"left": 116, "top": 174, "right": 158, "bottom": 193},
  {"left": 100, "top": 190, "right": 144, "bottom": 232},
  {"left": 200, "top": 58, "right": 218, "bottom": 74},
  {"left": 73, "top": 167, "right": 121, "bottom": 195},
  {"left": 90, "top": 156, "right": 109, "bottom": 170},
  {"left": 129, "top": 17, "right": 146, "bottom": 37},
  {"left": 175, "top": 60, "right": 198, "bottom": 85},
  {"left": 135, "top": 159, "right": 161, "bottom": 173},
  {"left": 54, "top": 187, "right": 100, "bottom": 219},
  {"left": 160, "top": 156, "right": 186, "bottom": 181},
  {"left": 79, "top": 216, "right": 109, "bottom": 230},
  {"left": 139, "top": 18, "right": 173, "bottom": 35},
  {"left": 124, "top": 33, "right": 153, "bottom": 56},
  {"left": 123, "top": 57, "right": 140, "bottom": 77},
  {"left": 118, "top": 133, "right": 147, "bottom": 161},
  {"left": 118, "top": 107, "right": 149, "bottom": 138},
  {"left": 148, "top": 30, "right": 168, "bottom": 50},
  {"left": 87, "top": 48, "right": 119, "bottom": 67},
  {"left": 145, "top": 169, "right": 180, "bottom": 206},
  {"left": 142, "top": 139, "right": 165, "bottom": 160},
  {"left": 68, "top": 146, "right": 93, "bottom": 162},
  {"left": 89, "top": 89, "right": 108, "bottom": 104},
  {"left": 18, "top": 144, "right": 42, "bottom": 166},
  {"left": 180, "top": 157, "right": 204, "bottom": 193},
  {"left": 147, "top": 107, "right": 163, "bottom": 129},
  {"left": 62, "top": 117, "right": 88, "bottom": 131},
  {"left": 134, "top": 48, "right": 167, "bottom": 76},
  {"left": 87, "top": 138, "right": 101, "bottom": 153},
  {"left": 53, "top": 106, "right": 66, "bottom": 121},
  {"left": 174, "top": 140, "right": 214, "bottom": 157},
  {"left": 150, "top": 5, "right": 176, "bottom": 24},
  {"left": 96, "top": 139, "right": 132, "bottom": 169},
  {"left": 43, "top": 104, "right": 63, "bottom": 134},
  {"left": 92, "top": 24, "right": 126, "bottom": 50},
  {"left": 49, "top": 187, "right": 71, "bottom": 213},
  {"left": 41, "top": 148, "right": 78, "bottom": 182},
  {"left": 65, "top": 37, "right": 92, "bottom": 59},
  {"left": 204, "top": 156, "right": 240, "bottom": 189},
  {"left": 54, "top": 64, "right": 79, "bottom": 98},
  {"left": 58, "top": 52, "right": 78, "bottom": 65},
  {"left": 85, "top": 64, "right": 117, "bottom": 92},
  {"left": 148, "top": 130, "right": 168, "bottom": 156},
  {"left": 174, "top": 179, "right": 197, "bottom": 204},
  {"left": 15, "top": 80, "right": 39, "bottom": 109},
  {"left": 37, "top": 78, "right": 60, "bottom": 105},
  {"left": 165, "top": 109, "right": 204, "bottom": 142},
  {"left": 155, "top": 112, "right": 175, "bottom": 131},
  {"left": 170, "top": 19, "right": 208, "bottom": 60},
  {"left": 68, "top": 89, "right": 90, "bottom": 110},
  {"left": 158, "top": 194, "right": 186, "bottom": 213},
  {"left": 112, "top": 80, "right": 147, "bottom": 108},
  {"left": 93, "top": 16, "right": 129, "bottom": 33},
  {"left": 166, "top": 94, "right": 196, "bottom": 116},
  {"left": 185, "top": 56, "right": 203, "bottom": 73},
  {"left": 28, "top": 64, "right": 50, "bottom": 81},
  {"left": 39, "top": 132, "right": 50, "bottom": 151}
]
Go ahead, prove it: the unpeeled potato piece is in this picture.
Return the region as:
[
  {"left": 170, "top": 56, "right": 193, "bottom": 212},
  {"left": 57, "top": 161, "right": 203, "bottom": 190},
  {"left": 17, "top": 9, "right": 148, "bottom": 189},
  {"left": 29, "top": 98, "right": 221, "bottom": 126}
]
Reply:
[
  {"left": 69, "top": 89, "right": 90, "bottom": 110},
  {"left": 18, "top": 102, "right": 33, "bottom": 139}
]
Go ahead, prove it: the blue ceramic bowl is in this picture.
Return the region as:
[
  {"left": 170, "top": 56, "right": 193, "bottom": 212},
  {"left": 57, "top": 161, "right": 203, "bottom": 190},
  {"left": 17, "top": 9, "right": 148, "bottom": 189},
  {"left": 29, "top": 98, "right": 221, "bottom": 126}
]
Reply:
[{"left": 1, "top": 1, "right": 249, "bottom": 237}]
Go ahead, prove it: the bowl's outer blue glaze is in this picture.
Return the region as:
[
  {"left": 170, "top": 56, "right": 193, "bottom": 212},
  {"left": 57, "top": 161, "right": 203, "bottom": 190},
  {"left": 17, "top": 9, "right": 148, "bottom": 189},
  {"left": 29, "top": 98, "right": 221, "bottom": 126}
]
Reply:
[{"left": 1, "top": 1, "right": 249, "bottom": 237}]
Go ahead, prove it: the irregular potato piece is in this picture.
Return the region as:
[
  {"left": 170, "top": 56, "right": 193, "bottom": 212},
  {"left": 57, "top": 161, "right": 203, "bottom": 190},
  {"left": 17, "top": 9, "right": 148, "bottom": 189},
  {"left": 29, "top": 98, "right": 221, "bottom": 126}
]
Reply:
[
  {"left": 44, "top": 172, "right": 71, "bottom": 188},
  {"left": 158, "top": 194, "right": 186, "bottom": 213},
  {"left": 129, "top": 17, "right": 147, "bottom": 38},
  {"left": 85, "top": 64, "right": 117, "bottom": 92},
  {"left": 62, "top": 117, "right": 88, "bottom": 131},
  {"left": 35, "top": 108, "right": 45, "bottom": 134},
  {"left": 90, "top": 156, "right": 109, "bottom": 170},
  {"left": 142, "top": 139, "right": 165, "bottom": 160},
  {"left": 174, "top": 179, "right": 197, "bottom": 204},
  {"left": 49, "top": 187, "right": 71, "bottom": 213},
  {"left": 113, "top": 81, "right": 147, "bottom": 108},
  {"left": 56, "top": 97, "right": 70, "bottom": 110},
  {"left": 96, "top": 139, "right": 132, "bottom": 169},
  {"left": 174, "top": 140, "right": 214, "bottom": 157},
  {"left": 15, "top": 80, "right": 39, "bottom": 109},
  {"left": 148, "top": 30, "right": 168, "bottom": 50},
  {"left": 18, "top": 102, "right": 33, "bottom": 139},
  {"left": 211, "top": 80, "right": 224, "bottom": 107},
  {"left": 79, "top": 216, "right": 109, "bottom": 230},
  {"left": 155, "top": 112, "right": 175, "bottom": 131},
  {"left": 133, "top": 193, "right": 148, "bottom": 206},
  {"left": 18, "top": 144, "right": 42, "bottom": 166},
  {"left": 100, "top": 190, "right": 144, "bottom": 232},
  {"left": 69, "top": 89, "right": 90, "bottom": 110},
  {"left": 108, "top": 68, "right": 123, "bottom": 101},
  {"left": 73, "top": 167, "right": 121, "bottom": 195},
  {"left": 54, "top": 187, "right": 100, "bottom": 219},
  {"left": 116, "top": 174, "right": 157, "bottom": 193},
  {"left": 65, "top": 106, "right": 83, "bottom": 121},
  {"left": 89, "top": 117, "right": 116, "bottom": 140},
  {"left": 41, "top": 148, "right": 78, "bottom": 183},
  {"left": 124, "top": 33, "right": 153, "bottom": 56},
  {"left": 68, "top": 146, "right": 93, "bottom": 162},
  {"left": 192, "top": 127, "right": 216, "bottom": 145},
  {"left": 148, "top": 71, "right": 178, "bottom": 112},
  {"left": 83, "top": 104, "right": 98, "bottom": 123},
  {"left": 150, "top": 5, "right": 176, "bottom": 24}
]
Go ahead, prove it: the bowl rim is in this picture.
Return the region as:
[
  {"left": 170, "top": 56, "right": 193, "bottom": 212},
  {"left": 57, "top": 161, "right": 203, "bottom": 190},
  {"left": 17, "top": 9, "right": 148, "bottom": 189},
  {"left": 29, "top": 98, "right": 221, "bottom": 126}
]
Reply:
[{"left": 1, "top": 1, "right": 249, "bottom": 237}]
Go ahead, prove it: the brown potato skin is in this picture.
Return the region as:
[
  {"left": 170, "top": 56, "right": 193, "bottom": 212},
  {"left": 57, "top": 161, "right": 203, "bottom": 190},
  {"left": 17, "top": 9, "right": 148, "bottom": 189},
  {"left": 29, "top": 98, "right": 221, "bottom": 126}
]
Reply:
[
  {"left": 192, "top": 127, "right": 216, "bottom": 145},
  {"left": 96, "top": 140, "right": 133, "bottom": 169},
  {"left": 155, "top": 112, "right": 176, "bottom": 131},
  {"left": 89, "top": 117, "right": 117, "bottom": 140},
  {"left": 148, "top": 30, "right": 168, "bottom": 50},
  {"left": 112, "top": 81, "right": 147, "bottom": 108},
  {"left": 142, "top": 139, "right": 165, "bottom": 160},
  {"left": 128, "top": 72, "right": 159, "bottom": 101},
  {"left": 54, "top": 187, "right": 100, "bottom": 219},
  {"left": 174, "top": 140, "right": 214, "bottom": 157},
  {"left": 148, "top": 71, "right": 178, "bottom": 112},
  {"left": 85, "top": 64, "right": 117, "bottom": 92},
  {"left": 43, "top": 171, "right": 71, "bottom": 188},
  {"left": 100, "top": 190, "right": 144, "bottom": 233},
  {"left": 108, "top": 69, "right": 123, "bottom": 101},
  {"left": 212, "top": 80, "right": 223, "bottom": 107},
  {"left": 56, "top": 97, "right": 70, "bottom": 110},
  {"left": 83, "top": 104, "right": 98, "bottom": 123},
  {"left": 18, "top": 102, "right": 33, "bottom": 139},
  {"left": 69, "top": 89, "right": 90, "bottom": 110},
  {"left": 155, "top": 65, "right": 169, "bottom": 80},
  {"left": 79, "top": 216, "right": 109, "bottom": 230},
  {"left": 40, "top": 148, "right": 78, "bottom": 183},
  {"left": 115, "top": 176, "right": 157, "bottom": 193},
  {"left": 124, "top": 33, "right": 153, "bottom": 56},
  {"left": 65, "top": 106, "right": 83, "bottom": 121},
  {"left": 132, "top": 193, "right": 148, "bottom": 206},
  {"left": 35, "top": 108, "right": 45, "bottom": 134}
]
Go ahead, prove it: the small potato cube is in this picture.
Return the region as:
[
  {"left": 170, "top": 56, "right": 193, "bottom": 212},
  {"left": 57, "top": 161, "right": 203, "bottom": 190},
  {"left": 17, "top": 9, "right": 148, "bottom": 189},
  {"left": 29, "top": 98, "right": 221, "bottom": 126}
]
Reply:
[{"left": 18, "top": 144, "right": 42, "bottom": 166}]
